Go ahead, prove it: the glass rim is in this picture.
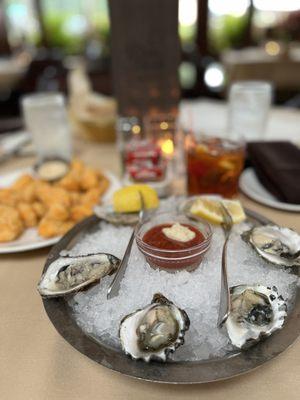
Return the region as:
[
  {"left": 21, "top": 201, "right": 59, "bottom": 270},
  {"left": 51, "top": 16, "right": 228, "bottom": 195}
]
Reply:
[
  {"left": 230, "top": 80, "right": 273, "bottom": 92},
  {"left": 137, "top": 246, "right": 210, "bottom": 261},
  {"left": 188, "top": 134, "right": 246, "bottom": 150},
  {"left": 22, "top": 92, "right": 65, "bottom": 107}
]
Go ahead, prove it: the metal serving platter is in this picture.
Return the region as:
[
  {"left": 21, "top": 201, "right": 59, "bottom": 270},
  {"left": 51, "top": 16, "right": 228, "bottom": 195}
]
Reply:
[{"left": 42, "top": 209, "right": 300, "bottom": 384}]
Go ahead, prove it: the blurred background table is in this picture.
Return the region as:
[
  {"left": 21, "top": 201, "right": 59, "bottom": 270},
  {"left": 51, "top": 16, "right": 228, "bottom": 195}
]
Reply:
[
  {"left": 2, "top": 97, "right": 300, "bottom": 174},
  {"left": 1, "top": 134, "right": 300, "bottom": 400},
  {"left": 222, "top": 46, "right": 300, "bottom": 92},
  {"left": 180, "top": 99, "right": 300, "bottom": 143}
]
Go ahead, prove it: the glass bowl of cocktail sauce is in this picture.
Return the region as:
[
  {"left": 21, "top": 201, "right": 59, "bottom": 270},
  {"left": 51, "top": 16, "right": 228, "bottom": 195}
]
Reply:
[{"left": 135, "top": 212, "right": 212, "bottom": 272}]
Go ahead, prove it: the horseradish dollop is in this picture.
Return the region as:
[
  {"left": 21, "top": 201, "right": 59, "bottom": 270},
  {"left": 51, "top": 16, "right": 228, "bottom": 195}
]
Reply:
[{"left": 162, "top": 223, "right": 196, "bottom": 243}]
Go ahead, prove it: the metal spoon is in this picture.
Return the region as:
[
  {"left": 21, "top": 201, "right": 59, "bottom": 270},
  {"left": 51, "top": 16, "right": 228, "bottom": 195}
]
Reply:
[
  {"left": 217, "top": 202, "right": 233, "bottom": 327},
  {"left": 107, "top": 192, "right": 145, "bottom": 299}
]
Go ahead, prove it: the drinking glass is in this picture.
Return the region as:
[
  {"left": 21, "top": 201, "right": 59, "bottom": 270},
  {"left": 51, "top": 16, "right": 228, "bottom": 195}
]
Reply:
[
  {"left": 227, "top": 81, "right": 272, "bottom": 141},
  {"left": 144, "top": 113, "right": 186, "bottom": 184},
  {"left": 116, "top": 116, "right": 143, "bottom": 173},
  {"left": 144, "top": 113, "right": 178, "bottom": 159},
  {"left": 186, "top": 135, "right": 245, "bottom": 198},
  {"left": 22, "top": 92, "right": 72, "bottom": 161}
]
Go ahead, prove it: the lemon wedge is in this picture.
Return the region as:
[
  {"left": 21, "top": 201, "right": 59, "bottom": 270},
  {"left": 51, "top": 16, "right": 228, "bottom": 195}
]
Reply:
[
  {"left": 190, "top": 197, "right": 246, "bottom": 224},
  {"left": 113, "top": 184, "right": 159, "bottom": 213}
]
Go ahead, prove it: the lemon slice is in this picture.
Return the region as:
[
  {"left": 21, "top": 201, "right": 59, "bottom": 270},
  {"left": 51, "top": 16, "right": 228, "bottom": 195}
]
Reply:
[
  {"left": 223, "top": 199, "right": 246, "bottom": 224},
  {"left": 190, "top": 197, "right": 246, "bottom": 224},
  {"left": 113, "top": 184, "right": 159, "bottom": 213}
]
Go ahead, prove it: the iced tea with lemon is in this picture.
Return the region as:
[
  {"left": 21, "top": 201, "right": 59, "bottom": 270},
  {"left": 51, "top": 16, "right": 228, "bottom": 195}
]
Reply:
[{"left": 186, "top": 137, "right": 245, "bottom": 198}]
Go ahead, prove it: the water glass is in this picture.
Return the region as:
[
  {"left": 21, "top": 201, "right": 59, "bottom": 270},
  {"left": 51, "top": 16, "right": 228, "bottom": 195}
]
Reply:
[
  {"left": 227, "top": 81, "right": 272, "bottom": 141},
  {"left": 22, "top": 93, "right": 72, "bottom": 161}
]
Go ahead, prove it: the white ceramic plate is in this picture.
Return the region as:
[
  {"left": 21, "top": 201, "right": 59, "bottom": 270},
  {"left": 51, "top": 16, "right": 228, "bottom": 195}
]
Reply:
[
  {"left": 239, "top": 168, "right": 300, "bottom": 212},
  {"left": 0, "top": 167, "right": 121, "bottom": 254}
]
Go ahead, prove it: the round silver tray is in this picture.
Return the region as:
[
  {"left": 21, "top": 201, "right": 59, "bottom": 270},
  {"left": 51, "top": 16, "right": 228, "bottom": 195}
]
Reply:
[{"left": 42, "top": 209, "right": 300, "bottom": 384}]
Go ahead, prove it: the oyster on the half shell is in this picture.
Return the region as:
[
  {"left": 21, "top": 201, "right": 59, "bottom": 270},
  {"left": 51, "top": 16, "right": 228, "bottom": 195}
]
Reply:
[
  {"left": 94, "top": 204, "right": 139, "bottom": 226},
  {"left": 242, "top": 225, "right": 300, "bottom": 267},
  {"left": 37, "top": 252, "right": 120, "bottom": 297},
  {"left": 119, "top": 293, "right": 190, "bottom": 362},
  {"left": 225, "top": 284, "right": 287, "bottom": 349}
]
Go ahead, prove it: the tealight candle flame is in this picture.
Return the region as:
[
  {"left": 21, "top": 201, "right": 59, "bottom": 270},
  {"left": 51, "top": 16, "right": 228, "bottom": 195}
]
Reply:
[
  {"left": 265, "top": 41, "right": 280, "bottom": 56},
  {"left": 161, "top": 138, "right": 174, "bottom": 156},
  {"left": 160, "top": 121, "right": 169, "bottom": 130},
  {"left": 132, "top": 124, "right": 141, "bottom": 134}
]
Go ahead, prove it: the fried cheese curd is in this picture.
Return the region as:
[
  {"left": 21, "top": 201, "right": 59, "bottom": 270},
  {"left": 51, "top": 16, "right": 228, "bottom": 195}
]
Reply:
[{"left": 0, "top": 160, "right": 109, "bottom": 242}]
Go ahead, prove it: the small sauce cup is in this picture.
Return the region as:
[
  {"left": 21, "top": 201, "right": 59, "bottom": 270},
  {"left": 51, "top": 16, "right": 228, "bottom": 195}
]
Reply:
[{"left": 135, "top": 212, "right": 212, "bottom": 272}]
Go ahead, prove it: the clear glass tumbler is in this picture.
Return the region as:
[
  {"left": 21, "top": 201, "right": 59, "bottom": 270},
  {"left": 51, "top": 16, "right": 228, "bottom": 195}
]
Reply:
[
  {"left": 227, "top": 81, "right": 272, "bottom": 141},
  {"left": 22, "top": 92, "right": 72, "bottom": 161},
  {"left": 144, "top": 113, "right": 177, "bottom": 158},
  {"left": 186, "top": 135, "right": 245, "bottom": 198}
]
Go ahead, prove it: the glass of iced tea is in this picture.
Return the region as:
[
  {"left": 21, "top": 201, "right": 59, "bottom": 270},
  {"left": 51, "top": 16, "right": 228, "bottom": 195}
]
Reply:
[{"left": 186, "top": 135, "right": 245, "bottom": 198}]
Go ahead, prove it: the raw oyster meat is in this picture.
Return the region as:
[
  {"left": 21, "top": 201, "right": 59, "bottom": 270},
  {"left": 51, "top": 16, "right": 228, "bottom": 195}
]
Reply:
[
  {"left": 38, "top": 253, "right": 120, "bottom": 297},
  {"left": 225, "top": 284, "right": 287, "bottom": 349},
  {"left": 119, "top": 293, "right": 190, "bottom": 362},
  {"left": 242, "top": 225, "right": 300, "bottom": 267}
]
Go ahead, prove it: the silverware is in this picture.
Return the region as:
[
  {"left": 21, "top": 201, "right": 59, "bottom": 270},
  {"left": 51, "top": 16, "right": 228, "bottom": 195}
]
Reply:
[
  {"left": 107, "top": 192, "right": 145, "bottom": 299},
  {"left": 217, "top": 202, "right": 233, "bottom": 327}
]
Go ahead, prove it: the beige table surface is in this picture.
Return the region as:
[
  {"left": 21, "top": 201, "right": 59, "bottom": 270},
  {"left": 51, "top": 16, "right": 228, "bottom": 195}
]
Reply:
[{"left": 1, "top": 137, "right": 300, "bottom": 400}]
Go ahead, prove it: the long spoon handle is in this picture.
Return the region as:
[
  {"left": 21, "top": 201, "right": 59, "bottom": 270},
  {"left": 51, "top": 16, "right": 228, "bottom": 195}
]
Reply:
[
  {"left": 217, "top": 232, "right": 231, "bottom": 327},
  {"left": 107, "top": 230, "right": 135, "bottom": 299},
  {"left": 107, "top": 192, "right": 145, "bottom": 300}
]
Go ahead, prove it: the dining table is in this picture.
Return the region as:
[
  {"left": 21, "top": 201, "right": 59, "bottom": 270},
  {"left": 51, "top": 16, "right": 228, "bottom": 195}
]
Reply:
[
  {"left": 1, "top": 99, "right": 300, "bottom": 400},
  {"left": 221, "top": 46, "right": 300, "bottom": 92}
]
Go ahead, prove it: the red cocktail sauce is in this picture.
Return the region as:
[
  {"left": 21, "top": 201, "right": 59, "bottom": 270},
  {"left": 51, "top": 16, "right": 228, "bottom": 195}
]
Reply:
[
  {"left": 143, "top": 223, "right": 204, "bottom": 250},
  {"left": 142, "top": 223, "right": 206, "bottom": 271}
]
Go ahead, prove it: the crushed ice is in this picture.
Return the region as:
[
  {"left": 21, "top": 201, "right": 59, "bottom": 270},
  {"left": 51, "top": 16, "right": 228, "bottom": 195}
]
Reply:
[{"left": 67, "top": 198, "right": 299, "bottom": 361}]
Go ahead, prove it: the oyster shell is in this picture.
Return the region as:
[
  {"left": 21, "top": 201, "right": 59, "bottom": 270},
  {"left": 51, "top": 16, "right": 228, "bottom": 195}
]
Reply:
[
  {"left": 119, "top": 293, "right": 190, "bottom": 362},
  {"left": 94, "top": 204, "right": 139, "bottom": 226},
  {"left": 242, "top": 225, "right": 300, "bottom": 267},
  {"left": 37, "top": 253, "right": 120, "bottom": 297},
  {"left": 225, "top": 284, "right": 287, "bottom": 349}
]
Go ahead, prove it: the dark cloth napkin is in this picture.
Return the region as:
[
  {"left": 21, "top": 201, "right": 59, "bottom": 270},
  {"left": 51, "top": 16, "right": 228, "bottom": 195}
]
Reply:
[{"left": 247, "top": 141, "right": 300, "bottom": 204}]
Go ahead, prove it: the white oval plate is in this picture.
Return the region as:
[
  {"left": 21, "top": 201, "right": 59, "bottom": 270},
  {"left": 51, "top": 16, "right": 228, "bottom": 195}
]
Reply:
[
  {"left": 0, "top": 167, "right": 121, "bottom": 254},
  {"left": 239, "top": 168, "right": 300, "bottom": 212}
]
